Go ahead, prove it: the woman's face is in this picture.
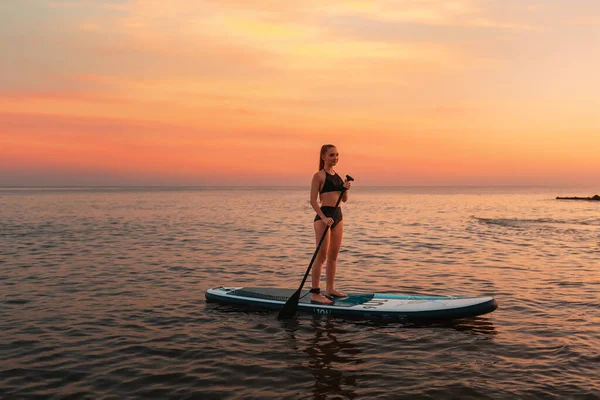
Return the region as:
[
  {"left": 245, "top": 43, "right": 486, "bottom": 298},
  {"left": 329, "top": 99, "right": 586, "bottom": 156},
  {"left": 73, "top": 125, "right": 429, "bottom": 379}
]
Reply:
[{"left": 323, "top": 147, "right": 339, "bottom": 166}]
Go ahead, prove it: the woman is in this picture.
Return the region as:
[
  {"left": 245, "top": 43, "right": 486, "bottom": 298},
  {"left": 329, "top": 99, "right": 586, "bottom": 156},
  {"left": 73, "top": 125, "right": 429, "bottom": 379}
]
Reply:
[{"left": 309, "top": 144, "right": 352, "bottom": 304}]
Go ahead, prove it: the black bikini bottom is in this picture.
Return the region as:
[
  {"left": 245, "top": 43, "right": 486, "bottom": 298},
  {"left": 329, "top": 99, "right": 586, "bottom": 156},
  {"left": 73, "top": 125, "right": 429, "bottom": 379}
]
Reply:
[{"left": 314, "top": 206, "right": 343, "bottom": 229}]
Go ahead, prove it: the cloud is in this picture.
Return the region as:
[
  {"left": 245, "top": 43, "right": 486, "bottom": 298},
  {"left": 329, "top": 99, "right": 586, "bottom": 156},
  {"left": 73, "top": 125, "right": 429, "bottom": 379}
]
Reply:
[{"left": 1, "top": 0, "right": 501, "bottom": 107}]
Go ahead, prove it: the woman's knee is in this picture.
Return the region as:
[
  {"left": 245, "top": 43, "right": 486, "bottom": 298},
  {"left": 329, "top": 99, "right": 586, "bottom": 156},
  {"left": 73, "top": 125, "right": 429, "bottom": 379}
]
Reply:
[
  {"left": 326, "top": 252, "right": 338, "bottom": 263},
  {"left": 316, "top": 246, "right": 329, "bottom": 261}
]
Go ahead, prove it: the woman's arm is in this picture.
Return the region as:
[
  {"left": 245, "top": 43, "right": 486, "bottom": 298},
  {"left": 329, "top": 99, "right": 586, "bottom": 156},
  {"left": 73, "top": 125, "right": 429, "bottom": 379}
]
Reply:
[
  {"left": 310, "top": 172, "right": 327, "bottom": 220},
  {"left": 342, "top": 179, "right": 351, "bottom": 202}
]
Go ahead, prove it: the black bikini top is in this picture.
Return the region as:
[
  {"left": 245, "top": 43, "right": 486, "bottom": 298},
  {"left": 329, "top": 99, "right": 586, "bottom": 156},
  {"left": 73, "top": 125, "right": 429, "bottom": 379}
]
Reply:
[{"left": 320, "top": 170, "right": 344, "bottom": 194}]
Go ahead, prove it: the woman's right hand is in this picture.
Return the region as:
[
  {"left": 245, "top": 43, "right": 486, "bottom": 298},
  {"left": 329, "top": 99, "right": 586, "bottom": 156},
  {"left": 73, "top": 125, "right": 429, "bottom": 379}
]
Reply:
[{"left": 321, "top": 217, "right": 334, "bottom": 227}]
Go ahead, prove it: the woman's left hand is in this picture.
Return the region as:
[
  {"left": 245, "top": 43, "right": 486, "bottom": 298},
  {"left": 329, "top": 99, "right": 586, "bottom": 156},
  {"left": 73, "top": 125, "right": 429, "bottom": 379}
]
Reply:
[{"left": 343, "top": 180, "right": 352, "bottom": 190}]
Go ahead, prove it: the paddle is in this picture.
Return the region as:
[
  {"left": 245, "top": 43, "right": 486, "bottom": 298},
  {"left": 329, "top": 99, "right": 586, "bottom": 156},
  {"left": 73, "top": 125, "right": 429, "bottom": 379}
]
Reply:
[{"left": 278, "top": 174, "right": 354, "bottom": 320}]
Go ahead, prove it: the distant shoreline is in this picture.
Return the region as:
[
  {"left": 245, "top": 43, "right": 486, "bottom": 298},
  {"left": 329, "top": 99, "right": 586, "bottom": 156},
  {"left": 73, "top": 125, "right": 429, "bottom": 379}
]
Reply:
[{"left": 556, "top": 195, "right": 600, "bottom": 201}]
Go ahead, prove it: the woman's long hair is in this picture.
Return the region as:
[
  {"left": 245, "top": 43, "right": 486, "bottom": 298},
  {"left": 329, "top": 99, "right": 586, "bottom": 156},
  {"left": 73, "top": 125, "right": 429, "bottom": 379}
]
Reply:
[{"left": 319, "top": 144, "right": 336, "bottom": 171}]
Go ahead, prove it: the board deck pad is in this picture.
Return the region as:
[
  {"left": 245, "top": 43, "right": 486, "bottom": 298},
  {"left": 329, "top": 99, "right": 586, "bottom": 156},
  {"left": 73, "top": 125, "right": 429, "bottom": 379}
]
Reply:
[
  {"left": 229, "top": 288, "right": 374, "bottom": 307},
  {"left": 206, "top": 287, "right": 498, "bottom": 320}
]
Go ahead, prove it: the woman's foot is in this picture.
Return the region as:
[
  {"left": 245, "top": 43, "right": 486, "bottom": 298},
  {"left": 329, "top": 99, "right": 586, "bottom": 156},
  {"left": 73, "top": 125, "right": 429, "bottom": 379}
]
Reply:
[
  {"left": 311, "top": 293, "right": 334, "bottom": 305},
  {"left": 325, "top": 289, "right": 347, "bottom": 298}
]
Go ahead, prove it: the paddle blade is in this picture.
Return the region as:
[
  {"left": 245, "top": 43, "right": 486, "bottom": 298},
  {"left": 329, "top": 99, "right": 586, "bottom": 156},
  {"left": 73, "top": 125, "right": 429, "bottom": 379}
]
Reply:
[{"left": 277, "top": 289, "right": 302, "bottom": 320}]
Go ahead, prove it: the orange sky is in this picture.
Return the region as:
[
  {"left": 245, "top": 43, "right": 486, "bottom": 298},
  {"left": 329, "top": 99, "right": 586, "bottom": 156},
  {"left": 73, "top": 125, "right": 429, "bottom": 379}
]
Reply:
[{"left": 1, "top": 0, "right": 599, "bottom": 186}]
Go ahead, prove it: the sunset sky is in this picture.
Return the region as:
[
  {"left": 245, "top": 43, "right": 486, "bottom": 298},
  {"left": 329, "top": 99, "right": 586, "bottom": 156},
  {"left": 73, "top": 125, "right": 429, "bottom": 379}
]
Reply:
[{"left": 1, "top": 0, "right": 599, "bottom": 186}]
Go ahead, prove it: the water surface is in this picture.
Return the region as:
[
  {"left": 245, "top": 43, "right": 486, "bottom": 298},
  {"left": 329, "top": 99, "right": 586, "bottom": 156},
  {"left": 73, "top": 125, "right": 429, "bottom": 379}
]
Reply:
[{"left": 1, "top": 187, "right": 599, "bottom": 399}]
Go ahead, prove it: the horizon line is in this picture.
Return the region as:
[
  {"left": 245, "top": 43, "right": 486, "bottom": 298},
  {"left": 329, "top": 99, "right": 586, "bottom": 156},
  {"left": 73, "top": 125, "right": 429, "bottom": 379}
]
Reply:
[{"left": 0, "top": 184, "right": 596, "bottom": 189}]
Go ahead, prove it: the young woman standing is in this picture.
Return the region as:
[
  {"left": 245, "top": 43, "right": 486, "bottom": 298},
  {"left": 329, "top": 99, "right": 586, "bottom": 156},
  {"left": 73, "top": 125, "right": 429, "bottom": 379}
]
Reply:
[{"left": 309, "top": 144, "right": 352, "bottom": 304}]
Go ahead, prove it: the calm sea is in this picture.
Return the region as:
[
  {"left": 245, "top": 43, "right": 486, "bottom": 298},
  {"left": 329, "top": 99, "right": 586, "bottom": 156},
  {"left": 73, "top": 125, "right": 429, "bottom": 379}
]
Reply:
[{"left": 1, "top": 186, "right": 599, "bottom": 399}]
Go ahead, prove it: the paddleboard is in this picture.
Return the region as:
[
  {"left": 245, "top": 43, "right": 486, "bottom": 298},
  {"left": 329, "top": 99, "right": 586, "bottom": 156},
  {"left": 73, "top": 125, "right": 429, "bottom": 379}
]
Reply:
[{"left": 205, "top": 287, "right": 498, "bottom": 320}]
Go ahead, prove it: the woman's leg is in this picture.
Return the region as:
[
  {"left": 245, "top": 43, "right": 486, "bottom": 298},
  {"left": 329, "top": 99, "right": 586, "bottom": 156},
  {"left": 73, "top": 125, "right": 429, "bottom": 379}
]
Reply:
[
  {"left": 312, "top": 221, "right": 332, "bottom": 304},
  {"left": 326, "top": 221, "right": 346, "bottom": 297}
]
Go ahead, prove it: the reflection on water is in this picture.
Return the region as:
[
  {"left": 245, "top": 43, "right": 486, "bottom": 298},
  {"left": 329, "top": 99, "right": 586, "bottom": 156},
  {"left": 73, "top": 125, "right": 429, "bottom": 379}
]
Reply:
[
  {"left": 304, "top": 319, "right": 361, "bottom": 400},
  {"left": 283, "top": 318, "right": 363, "bottom": 400},
  {"left": 278, "top": 315, "right": 498, "bottom": 400}
]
